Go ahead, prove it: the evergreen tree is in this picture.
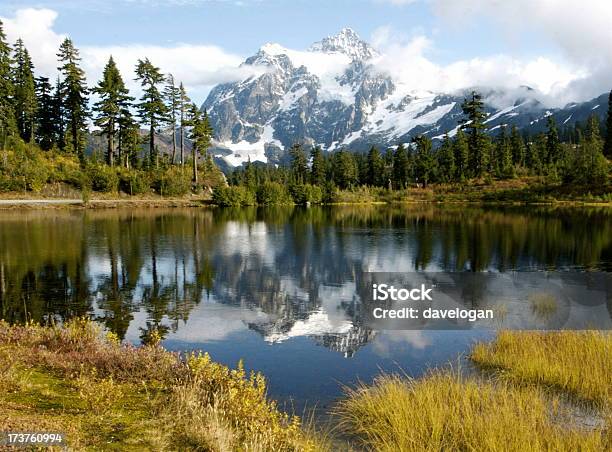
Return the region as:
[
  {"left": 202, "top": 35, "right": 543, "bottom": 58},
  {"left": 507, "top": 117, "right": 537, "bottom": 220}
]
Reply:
[
  {"left": 188, "top": 105, "right": 214, "bottom": 184},
  {"left": 35, "top": 77, "right": 55, "bottom": 150},
  {"left": 135, "top": 58, "right": 167, "bottom": 168},
  {"left": 437, "top": 134, "right": 455, "bottom": 182},
  {"left": 495, "top": 125, "right": 513, "bottom": 178},
  {"left": 0, "top": 20, "right": 15, "bottom": 150},
  {"left": 510, "top": 125, "right": 525, "bottom": 166},
  {"left": 117, "top": 91, "right": 137, "bottom": 168},
  {"left": 413, "top": 135, "right": 435, "bottom": 187},
  {"left": 527, "top": 134, "right": 545, "bottom": 174},
  {"left": 545, "top": 116, "right": 561, "bottom": 164},
  {"left": 92, "top": 56, "right": 132, "bottom": 166},
  {"left": 332, "top": 150, "right": 357, "bottom": 189},
  {"left": 289, "top": 143, "right": 308, "bottom": 184},
  {"left": 57, "top": 38, "right": 89, "bottom": 163},
  {"left": 460, "top": 91, "right": 489, "bottom": 177},
  {"left": 52, "top": 77, "right": 65, "bottom": 151},
  {"left": 310, "top": 146, "right": 326, "bottom": 186},
  {"left": 366, "top": 146, "right": 384, "bottom": 186},
  {"left": 13, "top": 39, "right": 37, "bottom": 143},
  {"left": 178, "top": 82, "right": 190, "bottom": 166},
  {"left": 453, "top": 129, "right": 469, "bottom": 181},
  {"left": 393, "top": 143, "right": 410, "bottom": 189},
  {"left": 604, "top": 90, "right": 612, "bottom": 159},
  {"left": 383, "top": 148, "right": 394, "bottom": 189},
  {"left": 163, "top": 73, "right": 180, "bottom": 164}
]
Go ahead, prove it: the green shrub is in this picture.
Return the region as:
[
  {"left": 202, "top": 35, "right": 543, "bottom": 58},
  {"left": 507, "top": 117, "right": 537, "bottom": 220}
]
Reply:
[
  {"left": 152, "top": 167, "right": 191, "bottom": 196},
  {"left": 256, "top": 181, "right": 292, "bottom": 205},
  {"left": 289, "top": 183, "right": 323, "bottom": 204},
  {"left": 212, "top": 185, "right": 256, "bottom": 207},
  {"left": 87, "top": 164, "right": 119, "bottom": 192},
  {"left": 119, "top": 170, "right": 150, "bottom": 195}
]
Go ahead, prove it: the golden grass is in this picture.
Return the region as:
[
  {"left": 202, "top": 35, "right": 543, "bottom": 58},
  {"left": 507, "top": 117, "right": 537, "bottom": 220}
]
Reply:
[
  {"left": 471, "top": 330, "right": 612, "bottom": 407},
  {"left": 0, "top": 319, "right": 328, "bottom": 451},
  {"left": 335, "top": 371, "right": 608, "bottom": 452}
]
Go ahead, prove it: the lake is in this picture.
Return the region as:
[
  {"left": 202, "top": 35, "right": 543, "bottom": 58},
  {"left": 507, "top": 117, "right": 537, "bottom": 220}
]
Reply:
[{"left": 1, "top": 205, "right": 611, "bottom": 413}]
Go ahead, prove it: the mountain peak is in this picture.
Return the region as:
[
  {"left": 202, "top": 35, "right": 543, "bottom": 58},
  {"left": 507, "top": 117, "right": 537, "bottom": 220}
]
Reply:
[{"left": 309, "top": 27, "right": 377, "bottom": 61}]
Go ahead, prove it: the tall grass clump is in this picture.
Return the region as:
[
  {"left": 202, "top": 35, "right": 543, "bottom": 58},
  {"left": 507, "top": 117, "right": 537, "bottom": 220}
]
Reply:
[
  {"left": 335, "top": 371, "right": 608, "bottom": 452},
  {"left": 471, "top": 330, "right": 611, "bottom": 407}
]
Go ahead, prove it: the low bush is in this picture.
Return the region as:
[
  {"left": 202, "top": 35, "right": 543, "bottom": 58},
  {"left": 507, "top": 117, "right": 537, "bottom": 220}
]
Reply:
[
  {"left": 152, "top": 167, "right": 192, "bottom": 196},
  {"left": 119, "top": 169, "right": 151, "bottom": 195},
  {"left": 212, "top": 185, "right": 256, "bottom": 207},
  {"left": 87, "top": 164, "right": 119, "bottom": 193},
  {"left": 290, "top": 183, "right": 323, "bottom": 204},
  {"left": 256, "top": 181, "right": 292, "bottom": 205}
]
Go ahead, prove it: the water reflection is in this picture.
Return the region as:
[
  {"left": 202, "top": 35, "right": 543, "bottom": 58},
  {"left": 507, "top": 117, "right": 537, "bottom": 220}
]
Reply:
[{"left": 1, "top": 206, "right": 611, "bottom": 353}]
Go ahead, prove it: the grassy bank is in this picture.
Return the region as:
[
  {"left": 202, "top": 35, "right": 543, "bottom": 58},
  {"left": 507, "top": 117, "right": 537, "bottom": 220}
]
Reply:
[
  {"left": 1, "top": 321, "right": 610, "bottom": 451},
  {"left": 0, "top": 319, "right": 325, "bottom": 451},
  {"left": 336, "top": 331, "right": 611, "bottom": 452}
]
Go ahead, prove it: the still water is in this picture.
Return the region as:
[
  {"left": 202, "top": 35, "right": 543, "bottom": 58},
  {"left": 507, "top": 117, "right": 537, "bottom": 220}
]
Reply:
[{"left": 1, "top": 205, "right": 611, "bottom": 412}]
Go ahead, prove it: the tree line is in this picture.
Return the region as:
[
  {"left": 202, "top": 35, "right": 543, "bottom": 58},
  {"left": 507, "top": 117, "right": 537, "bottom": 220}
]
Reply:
[
  {"left": 0, "top": 20, "right": 216, "bottom": 189},
  {"left": 218, "top": 90, "right": 611, "bottom": 205}
]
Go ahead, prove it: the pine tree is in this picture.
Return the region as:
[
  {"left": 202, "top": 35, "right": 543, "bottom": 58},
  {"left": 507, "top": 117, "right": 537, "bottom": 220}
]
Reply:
[
  {"left": 414, "top": 135, "right": 435, "bottom": 187},
  {"left": 13, "top": 39, "right": 37, "bottom": 143},
  {"left": 310, "top": 146, "right": 326, "bottom": 186},
  {"left": 178, "top": 82, "right": 190, "bottom": 167},
  {"left": 604, "top": 90, "right": 612, "bottom": 159},
  {"left": 437, "top": 134, "right": 455, "bottom": 182},
  {"left": 366, "top": 146, "right": 384, "bottom": 186},
  {"left": 495, "top": 125, "right": 513, "bottom": 178},
  {"left": 289, "top": 143, "right": 308, "bottom": 184},
  {"left": 163, "top": 73, "right": 180, "bottom": 164},
  {"left": 0, "top": 20, "right": 15, "bottom": 151},
  {"left": 57, "top": 38, "right": 89, "bottom": 163},
  {"left": 393, "top": 143, "right": 410, "bottom": 189},
  {"left": 453, "top": 129, "right": 469, "bottom": 181},
  {"left": 117, "top": 92, "right": 137, "bottom": 168},
  {"left": 92, "top": 56, "right": 132, "bottom": 166},
  {"left": 52, "top": 77, "right": 65, "bottom": 151},
  {"left": 460, "top": 91, "right": 489, "bottom": 177},
  {"left": 545, "top": 116, "right": 561, "bottom": 165},
  {"left": 35, "top": 77, "right": 55, "bottom": 150},
  {"left": 135, "top": 58, "right": 167, "bottom": 168},
  {"left": 510, "top": 125, "right": 525, "bottom": 166},
  {"left": 332, "top": 150, "right": 357, "bottom": 189},
  {"left": 188, "top": 105, "right": 214, "bottom": 184}
]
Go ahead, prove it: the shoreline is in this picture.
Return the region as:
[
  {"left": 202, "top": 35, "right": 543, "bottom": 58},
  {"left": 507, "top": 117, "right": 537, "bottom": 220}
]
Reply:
[{"left": 0, "top": 196, "right": 611, "bottom": 209}]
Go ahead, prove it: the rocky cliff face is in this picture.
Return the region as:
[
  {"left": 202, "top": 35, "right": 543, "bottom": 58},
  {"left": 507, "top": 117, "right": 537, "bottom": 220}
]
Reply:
[{"left": 203, "top": 28, "right": 608, "bottom": 167}]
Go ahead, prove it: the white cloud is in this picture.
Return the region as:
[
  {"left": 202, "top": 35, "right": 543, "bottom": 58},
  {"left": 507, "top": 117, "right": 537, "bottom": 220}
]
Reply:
[
  {"left": 0, "top": 7, "right": 260, "bottom": 104},
  {"left": 369, "top": 26, "right": 589, "bottom": 107}
]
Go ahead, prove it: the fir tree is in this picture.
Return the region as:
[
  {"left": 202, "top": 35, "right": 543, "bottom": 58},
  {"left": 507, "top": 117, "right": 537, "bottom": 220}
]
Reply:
[
  {"left": 545, "top": 116, "right": 561, "bottom": 164},
  {"left": 57, "top": 38, "right": 89, "bottom": 163},
  {"left": 437, "top": 134, "right": 455, "bottom": 182},
  {"left": 163, "top": 73, "right": 180, "bottom": 164},
  {"left": 460, "top": 91, "right": 489, "bottom": 177},
  {"left": 135, "top": 58, "right": 167, "bottom": 168},
  {"left": 604, "top": 90, "right": 612, "bottom": 159},
  {"left": 453, "top": 129, "right": 469, "bottom": 181},
  {"left": 366, "top": 146, "right": 384, "bottom": 186},
  {"left": 393, "top": 143, "right": 410, "bottom": 189},
  {"left": 52, "top": 77, "right": 65, "bottom": 151},
  {"left": 310, "top": 146, "right": 326, "bottom": 186},
  {"left": 413, "top": 135, "right": 435, "bottom": 187},
  {"left": 13, "top": 39, "right": 37, "bottom": 143},
  {"left": 332, "top": 150, "right": 357, "bottom": 189},
  {"left": 289, "top": 143, "right": 308, "bottom": 184},
  {"left": 35, "top": 77, "right": 55, "bottom": 150},
  {"left": 92, "top": 56, "right": 132, "bottom": 166},
  {"left": 495, "top": 125, "right": 513, "bottom": 178},
  {"left": 0, "top": 20, "right": 15, "bottom": 150},
  {"left": 188, "top": 105, "right": 214, "bottom": 184},
  {"left": 510, "top": 125, "right": 525, "bottom": 167},
  {"left": 178, "top": 82, "right": 190, "bottom": 166}
]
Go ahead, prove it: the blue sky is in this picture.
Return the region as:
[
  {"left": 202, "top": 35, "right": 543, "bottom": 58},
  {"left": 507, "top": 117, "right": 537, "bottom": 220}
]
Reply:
[{"left": 1, "top": 0, "right": 610, "bottom": 105}]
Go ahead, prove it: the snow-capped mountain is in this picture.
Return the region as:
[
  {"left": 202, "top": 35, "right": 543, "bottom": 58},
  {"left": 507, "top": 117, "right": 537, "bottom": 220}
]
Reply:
[{"left": 203, "top": 28, "right": 608, "bottom": 167}]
